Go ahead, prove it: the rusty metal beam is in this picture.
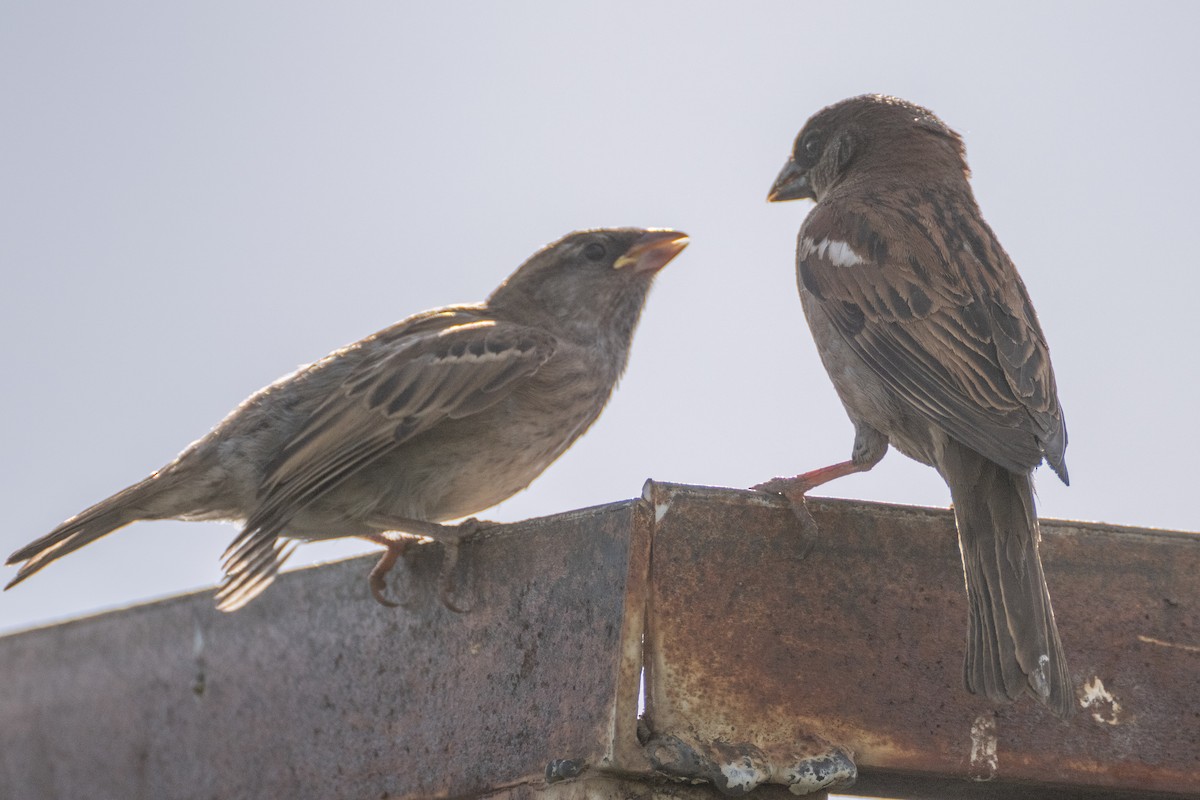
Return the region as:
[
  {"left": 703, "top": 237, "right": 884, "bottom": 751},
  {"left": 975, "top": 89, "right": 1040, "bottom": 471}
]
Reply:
[
  {"left": 641, "top": 482, "right": 1200, "bottom": 799},
  {"left": 0, "top": 483, "right": 1196, "bottom": 799}
]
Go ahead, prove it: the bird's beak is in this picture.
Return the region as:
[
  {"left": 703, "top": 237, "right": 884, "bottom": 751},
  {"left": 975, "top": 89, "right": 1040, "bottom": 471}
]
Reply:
[
  {"left": 613, "top": 229, "right": 690, "bottom": 273},
  {"left": 768, "top": 158, "right": 814, "bottom": 202}
]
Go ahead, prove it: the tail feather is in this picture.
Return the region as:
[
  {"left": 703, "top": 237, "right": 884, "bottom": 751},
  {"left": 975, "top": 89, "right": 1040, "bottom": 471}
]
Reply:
[
  {"left": 7, "top": 468, "right": 299, "bottom": 612},
  {"left": 941, "top": 441, "right": 1073, "bottom": 718},
  {"left": 5, "top": 475, "right": 170, "bottom": 590}
]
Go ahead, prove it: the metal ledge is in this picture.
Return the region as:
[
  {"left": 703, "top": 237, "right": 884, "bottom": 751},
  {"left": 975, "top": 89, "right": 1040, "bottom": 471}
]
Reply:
[
  {"left": 0, "top": 483, "right": 1195, "bottom": 799},
  {"left": 641, "top": 483, "right": 1198, "bottom": 799}
]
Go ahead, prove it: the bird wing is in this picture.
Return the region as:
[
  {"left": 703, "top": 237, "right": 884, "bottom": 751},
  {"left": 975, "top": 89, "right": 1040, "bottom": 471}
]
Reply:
[
  {"left": 797, "top": 192, "right": 1066, "bottom": 479},
  {"left": 216, "top": 312, "right": 556, "bottom": 610}
]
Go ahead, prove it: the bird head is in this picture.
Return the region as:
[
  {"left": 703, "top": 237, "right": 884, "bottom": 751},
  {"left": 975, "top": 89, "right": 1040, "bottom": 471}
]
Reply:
[
  {"left": 488, "top": 227, "right": 688, "bottom": 345},
  {"left": 768, "top": 94, "right": 968, "bottom": 204}
]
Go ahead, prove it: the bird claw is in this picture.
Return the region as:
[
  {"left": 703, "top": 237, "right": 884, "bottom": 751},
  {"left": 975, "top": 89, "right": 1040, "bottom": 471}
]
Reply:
[
  {"left": 370, "top": 573, "right": 401, "bottom": 608},
  {"left": 751, "top": 478, "right": 819, "bottom": 558},
  {"left": 367, "top": 537, "right": 410, "bottom": 608},
  {"left": 435, "top": 518, "right": 493, "bottom": 614},
  {"left": 437, "top": 539, "right": 469, "bottom": 614},
  {"left": 783, "top": 493, "right": 820, "bottom": 559},
  {"left": 364, "top": 520, "right": 494, "bottom": 612}
]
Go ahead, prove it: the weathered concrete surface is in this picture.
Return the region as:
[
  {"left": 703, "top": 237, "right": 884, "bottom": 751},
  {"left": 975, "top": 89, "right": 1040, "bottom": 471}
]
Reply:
[
  {"left": 2, "top": 482, "right": 1197, "bottom": 799},
  {"left": 642, "top": 482, "right": 1200, "bottom": 799},
  {"left": 0, "top": 501, "right": 652, "bottom": 800}
]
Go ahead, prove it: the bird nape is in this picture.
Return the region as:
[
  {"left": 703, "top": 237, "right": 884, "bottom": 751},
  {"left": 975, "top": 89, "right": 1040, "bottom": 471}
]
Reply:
[
  {"left": 7, "top": 227, "right": 688, "bottom": 612},
  {"left": 756, "top": 94, "right": 1073, "bottom": 718}
]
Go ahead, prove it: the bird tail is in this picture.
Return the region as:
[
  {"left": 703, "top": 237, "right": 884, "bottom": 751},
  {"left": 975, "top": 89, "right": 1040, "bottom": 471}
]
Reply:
[
  {"left": 941, "top": 441, "right": 1073, "bottom": 718},
  {"left": 5, "top": 473, "right": 177, "bottom": 591}
]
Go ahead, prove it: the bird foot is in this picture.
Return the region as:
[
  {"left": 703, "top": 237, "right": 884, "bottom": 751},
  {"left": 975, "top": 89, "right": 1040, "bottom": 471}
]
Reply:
[
  {"left": 752, "top": 475, "right": 819, "bottom": 499},
  {"left": 435, "top": 518, "right": 494, "bottom": 614},
  {"left": 362, "top": 519, "right": 496, "bottom": 612},
  {"left": 444, "top": 517, "right": 494, "bottom": 541},
  {"left": 752, "top": 477, "right": 822, "bottom": 557}
]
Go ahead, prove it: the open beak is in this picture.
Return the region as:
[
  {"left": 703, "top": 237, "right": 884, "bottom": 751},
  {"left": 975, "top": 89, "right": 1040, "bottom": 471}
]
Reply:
[
  {"left": 768, "top": 158, "right": 814, "bottom": 202},
  {"left": 613, "top": 229, "right": 690, "bottom": 274}
]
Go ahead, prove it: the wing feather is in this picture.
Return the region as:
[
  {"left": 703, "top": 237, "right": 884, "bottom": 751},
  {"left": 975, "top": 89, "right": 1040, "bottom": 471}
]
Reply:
[
  {"left": 217, "top": 315, "right": 557, "bottom": 605},
  {"left": 800, "top": 192, "right": 1065, "bottom": 477}
]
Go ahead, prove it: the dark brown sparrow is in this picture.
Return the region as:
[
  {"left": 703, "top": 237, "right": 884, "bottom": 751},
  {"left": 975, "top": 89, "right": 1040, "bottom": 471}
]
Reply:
[
  {"left": 8, "top": 228, "right": 688, "bottom": 611},
  {"left": 757, "top": 95, "right": 1072, "bottom": 716}
]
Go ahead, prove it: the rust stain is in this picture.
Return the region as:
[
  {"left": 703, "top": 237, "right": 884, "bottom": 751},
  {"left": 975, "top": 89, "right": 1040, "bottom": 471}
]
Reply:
[{"left": 640, "top": 481, "right": 1200, "bottom": 797}]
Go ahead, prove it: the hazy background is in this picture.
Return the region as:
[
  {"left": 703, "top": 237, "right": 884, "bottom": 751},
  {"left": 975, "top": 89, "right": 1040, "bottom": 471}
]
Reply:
[{"left": 2, "top": 1, "right": 1196, "bottom": 634}]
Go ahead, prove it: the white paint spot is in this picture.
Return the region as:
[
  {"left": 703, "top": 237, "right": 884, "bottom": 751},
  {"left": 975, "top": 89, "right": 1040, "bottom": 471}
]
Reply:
[
  {"left": 654, "top": 501, "right": 671, "bottom": 524},
  {"left": 1030, "top": 653, "right": 1050, "bottom": 697},
  {"left": 968, "top": 714, "right": 998, "bottom": 782},
  {"left": 1080, "top": 676, "right": 1122, "bottom": 725},
  {"left": 781, "top": 755, "right": 856, "bottom": 794},
  {"left": 719, "top": 761, "right": 762, "bottom": 793},
  {"left": 800, "top": 236, "right": 864, "bottom": 267},
  {"left": 193, "top": 622, "right": 205, "bottom": 658},
  {"left": 786, "top": 772, "right": 822, "bottom": 795}
]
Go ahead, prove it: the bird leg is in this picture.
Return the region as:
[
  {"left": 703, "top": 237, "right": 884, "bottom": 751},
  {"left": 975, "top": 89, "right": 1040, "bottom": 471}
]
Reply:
[
  {"left": 752, "top": 459, "right": 872, "bottom": 499},
  {"left": 752, "top": 463, "right": 866, "bottom": 556},
  {"left": 361, "top": 516, "right": 494, "bottom": 612},
  {"left": 753, "top": 427, "right": 889, "bottom": 551}
]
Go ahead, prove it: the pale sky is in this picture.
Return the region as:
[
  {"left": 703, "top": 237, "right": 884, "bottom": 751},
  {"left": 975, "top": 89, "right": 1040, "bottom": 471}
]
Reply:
[{"left": 2, "top": 1, "right": 1197, "bottom": 634}]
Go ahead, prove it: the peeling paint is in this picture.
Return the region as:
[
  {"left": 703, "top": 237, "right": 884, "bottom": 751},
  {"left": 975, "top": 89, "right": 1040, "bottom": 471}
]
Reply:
[
  {"left": 641, "top": 480, "right": 672, "bottom": 525},
  {"left": 1080, "top": 676, "right": 1122, "bottom": 725},
  {"left": 777, "top": 751, "right": 858, "bottom": 796},
  {"left": 644, "top": 732, "right": 855, "bottom": 796},
  {"left": 719, "top": 759, "right": 762, "bottom": 793},
  {"left": 968, "top": 714, "right": 998, "bottom": 781}
]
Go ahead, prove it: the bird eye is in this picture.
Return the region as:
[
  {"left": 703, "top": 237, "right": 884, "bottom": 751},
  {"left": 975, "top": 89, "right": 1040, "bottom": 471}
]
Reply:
[
  {"left": 799, "top": 130, "right": 823, "bottom": 163},
  {"left": 583, "top": 242, "right": 606, "bottom": 261}
]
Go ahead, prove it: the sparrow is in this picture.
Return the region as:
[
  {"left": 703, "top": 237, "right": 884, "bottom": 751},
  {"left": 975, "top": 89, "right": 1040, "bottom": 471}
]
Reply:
[
  {"left": 7, "top": 227, "right": 688, "bottom": 612},
  {"left": 757, "top": 95, "right": 1073, "bottom": 716}
]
